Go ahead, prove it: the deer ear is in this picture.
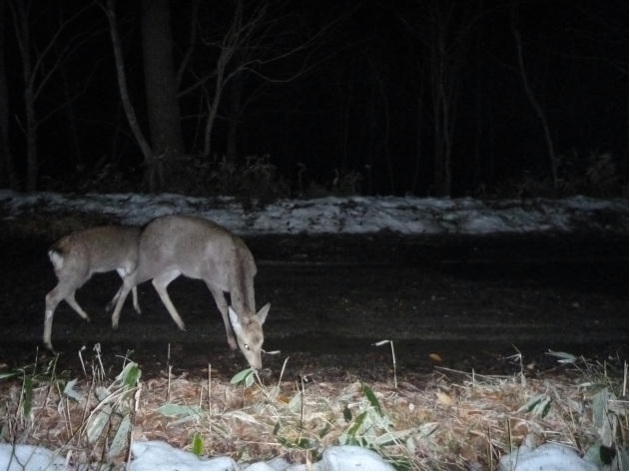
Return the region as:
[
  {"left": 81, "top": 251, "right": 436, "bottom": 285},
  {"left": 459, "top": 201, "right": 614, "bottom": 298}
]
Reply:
[
  {"left": 228, "top": 306, "right": 242, "bottom": 332},
  {"left": 256, "top": 303, "right": 270, "bottom": 324}
]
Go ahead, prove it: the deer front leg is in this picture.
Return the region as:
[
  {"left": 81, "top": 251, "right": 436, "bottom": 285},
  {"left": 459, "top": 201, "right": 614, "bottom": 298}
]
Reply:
[
  {"left": 112, "top": 269, "right": 141, "bottom": 314},
  {"left": 206, "top": 283, "right": 237, "bottom": 350},
  {"left": 152, "top": 270, "right": 186, "bottom": 331}
]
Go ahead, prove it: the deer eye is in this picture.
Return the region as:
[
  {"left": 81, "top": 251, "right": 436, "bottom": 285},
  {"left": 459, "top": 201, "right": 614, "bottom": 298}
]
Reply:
[{"left": 243, "top": 343, "right": 250, "bottom": 350}]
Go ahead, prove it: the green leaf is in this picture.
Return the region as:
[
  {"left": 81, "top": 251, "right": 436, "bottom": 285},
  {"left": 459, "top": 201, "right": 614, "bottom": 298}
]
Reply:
[
  {"left": 277, "top": 436, "right": 312, "bottom": 450},
  {"left": 361, "top": 383, "right": 383, "bottom": 417},
  {"left": 518, "top": 393, "right": 551, "bottom": 417},
  {"left": 22, "top": 375, "right": 33, "bottom": 417},
  {"left": 119, "top": 363, "right": 141, "bottom": 387},
  {"left": 191, "top": 433, "right": 204, "bottom": 456},
  {"left": 347, "top": 411, "right": 367, "bottom": 437},
  {"left": 230, "top": 368, "right": 255, "bottom": 385},
  {"left": 520, "top": 393, "right": 553, "bottom": 418},
  {"left": 157, "top": 404, "right": 203, "bottom": 418}
]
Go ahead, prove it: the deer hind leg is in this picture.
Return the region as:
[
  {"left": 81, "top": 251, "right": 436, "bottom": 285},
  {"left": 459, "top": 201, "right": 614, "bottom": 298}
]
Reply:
[
  {"left": 65, "top": 292, "right": 91, "bottom": 321},
  {"left": 206, "top": 283, "right": 237, "bottom": 350},
  {"left": 44, "top": 283, "right": 89, "bottom": 351},
  {"left": 108, "top": 268, "right": 141, "bottom": 314},
  {"left": 111, "top": 272, "right": 138, "bottom": 329},
  {"left": 152, "top": 270, "right": 186, "bottom": 331}
]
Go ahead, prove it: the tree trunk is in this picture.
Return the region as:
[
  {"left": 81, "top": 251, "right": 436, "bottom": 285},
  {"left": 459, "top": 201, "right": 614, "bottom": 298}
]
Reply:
[
  {"left": 226, "top": 73, "right": 243, "bottom": 165},
  {"left": 431, "top": 33, "right": 451, "bottom": 196},
  {"left": 12, "top": 1, "right": 39, "bottom": 191},
  {"left": 429, "top": 6, "right": 453, "bottom": 197},
  {"left": 141, "top": 0, "right": 184, "bottom": 188},
  {"left": 203, "top": 58, "right": 227, "bottom": 159},
  {"left": 20, "top": 25, "right": 37, "bottom": 190},
  {"left": 511, "top": 6, "right": 558, "bottom": 187},
  {"left": 58, "top": 62, "right": 83, "bottom": 174},
  {"left": 0, "top": 2, "right": 17, "bottom": 189},
  {"left": 24, "top": 84, "right": 38, "bottom": 191},
  {"left": 105, "top": 0, "right": 155, "bottom": 190}
]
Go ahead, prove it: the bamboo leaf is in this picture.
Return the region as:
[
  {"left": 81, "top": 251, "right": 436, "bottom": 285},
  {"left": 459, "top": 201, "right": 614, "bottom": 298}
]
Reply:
[
  {"left": 519, "top": 393, "right": 552, "bottom": 418},
  {"left": 546, "top": 350, "right": 577, "bottom": 364},
  {"left": 518, "top": 393, "right": 547, "bottom": 413},
  {"left": 288, "top": 391, "right": 303, "bottom": 413},
  {"left": 157, "top": 404, "right": 203, "bottom": 418},
  {"left": 118, "top": 362, "right": 141, "bottom": 387},
  {"left": 107, "top": 414, "right": 131, "bottom": 460},
  {"left": 361, "top": 383, "right": 383, "bottom": 417},
  {"left": 230, "top": 368, "right": 254, "bottom": 385},
  {"left": 347, "top": 411, "right": 367, "bottom": 437},
  {"left": 22, "top": 375, "right": 33, "bottom": 417},
  {"left": 0, "top": 371, "right": 20, "bottom": 381},
  {"left": 63, "top": 378, "right": 83, "bottom": 402},
  {"left": 87, "top": 406, "right": 113, "bottom": 443},
  {"left": 191, "top": 432, "right": 204, "bottom": 456}
]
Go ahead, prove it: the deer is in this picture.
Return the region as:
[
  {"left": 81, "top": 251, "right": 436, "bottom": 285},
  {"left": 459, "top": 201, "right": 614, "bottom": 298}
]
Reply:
[
  {"left": 44, "top": 225, "right": 142, "bottom": 351},
  {"left": 109, "top": 214, "right": 270, "bottom": 371}
]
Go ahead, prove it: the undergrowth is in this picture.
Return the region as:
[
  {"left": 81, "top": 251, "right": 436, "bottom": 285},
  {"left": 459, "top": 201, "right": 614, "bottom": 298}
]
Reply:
[{"left": 0, "top": 346, "right": 627, "bottom": 470}]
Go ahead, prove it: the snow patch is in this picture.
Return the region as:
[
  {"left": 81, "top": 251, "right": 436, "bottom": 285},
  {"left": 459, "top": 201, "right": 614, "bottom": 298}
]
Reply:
[{"left": 0, "top": 190, "right": 626, "bottom": 236}]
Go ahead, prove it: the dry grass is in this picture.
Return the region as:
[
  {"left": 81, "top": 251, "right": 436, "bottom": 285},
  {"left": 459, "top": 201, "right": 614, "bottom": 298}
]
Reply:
[{"left": 0, "top": 352, "right": 627, "bottom": 470}]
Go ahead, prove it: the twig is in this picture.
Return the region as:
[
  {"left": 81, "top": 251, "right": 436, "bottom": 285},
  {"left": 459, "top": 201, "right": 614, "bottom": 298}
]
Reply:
[
  {"left": 166, "top": 343, "right": 171, "bottom": 404},
  {"left": 207, "top": 363, "right": 212, "bottom": 415},
  {"left": 373, "top": 340, "right": 397, "bottom": 389}
]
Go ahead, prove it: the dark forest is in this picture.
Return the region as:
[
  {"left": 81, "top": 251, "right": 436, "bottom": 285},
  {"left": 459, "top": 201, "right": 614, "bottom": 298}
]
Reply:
[{"left": 1, "top": 0, "right": 627, "bottom": 197}]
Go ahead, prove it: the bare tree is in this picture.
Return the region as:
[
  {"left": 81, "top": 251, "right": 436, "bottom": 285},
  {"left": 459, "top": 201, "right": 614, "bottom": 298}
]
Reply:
[
  {"left": 8, "top": 0, "right": 92, "bottom": 191},
  {"left": 104, "top": 0, "right": 156, "bottom": 190},
  {"left": 200, "top": 0, "right": 265, "bottom": 159},
  {"left": 176, "top": 0, "right": 342, "bottom": 161},
  {"left": 511, "top": 4, "right": 558, "bottom": 187},
  {"left": 0, "top": 1, "right": 17, "bottom": 188},
  {"left": 399, "top": 0, "right": 481, "bottom": 196},
  {"left": 226, "top": 74, "right": 244, "bottom": 165},
  {"left": 141, "top": 0, "right": 184, "bottom": 188}
]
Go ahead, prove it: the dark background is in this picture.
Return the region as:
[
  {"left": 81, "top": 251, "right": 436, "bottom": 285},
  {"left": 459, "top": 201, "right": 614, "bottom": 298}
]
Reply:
[{"left": 1, "top": 0, "right": 627, "bottom": 197}]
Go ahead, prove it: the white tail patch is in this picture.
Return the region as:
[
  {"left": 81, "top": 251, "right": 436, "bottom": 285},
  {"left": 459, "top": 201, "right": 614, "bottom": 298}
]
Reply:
[
  {"left": 48, "top": 249, "right": 64, "bottom": 272},
  {"left": 109, "top": 214, "right": 270, "bottom": 370},
  {"left": 44, "top": 225, "right": 141, "bottom": 352}
]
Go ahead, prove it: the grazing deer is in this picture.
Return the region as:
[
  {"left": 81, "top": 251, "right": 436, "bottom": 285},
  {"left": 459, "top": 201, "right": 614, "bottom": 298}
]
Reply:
[
  {"left": 110, "top": 215, "right": 270, "bottom": 370},
  {"left": 44, "top": 225, "right": 141, "bottom": 351}
]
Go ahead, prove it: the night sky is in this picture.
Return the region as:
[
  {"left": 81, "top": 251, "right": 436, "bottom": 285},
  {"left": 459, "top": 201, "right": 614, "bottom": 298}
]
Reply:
[{"left": 1, "top": 0, "right": 627, "bottom": 196}]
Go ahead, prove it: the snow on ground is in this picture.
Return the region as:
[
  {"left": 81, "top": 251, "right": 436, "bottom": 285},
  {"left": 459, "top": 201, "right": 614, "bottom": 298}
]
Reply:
[
  {"left": 0, "top": 190, "right": 627, "bottom": 235},
  {"left": 0, "top": 440, "right": 600, "bottom": 471}
]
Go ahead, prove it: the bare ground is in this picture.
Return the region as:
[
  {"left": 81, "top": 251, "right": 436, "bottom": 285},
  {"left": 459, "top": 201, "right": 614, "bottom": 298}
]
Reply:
[{"left": 0, "top": 227, "right": 627, "bottom": 382}]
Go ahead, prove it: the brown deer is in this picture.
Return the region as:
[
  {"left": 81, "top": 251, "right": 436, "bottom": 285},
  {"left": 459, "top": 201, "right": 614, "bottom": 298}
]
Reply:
[
  {"left": 44, "top": 225, "right": 141, "bottom": 351},
  {"left": 110, "top": 215, "right": 270, "bottom": 370}
]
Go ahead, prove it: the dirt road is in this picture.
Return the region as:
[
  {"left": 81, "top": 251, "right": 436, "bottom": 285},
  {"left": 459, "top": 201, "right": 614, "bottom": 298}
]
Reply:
[{"left": 0, "top": 232, "right": 626, "bottom": 381}]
